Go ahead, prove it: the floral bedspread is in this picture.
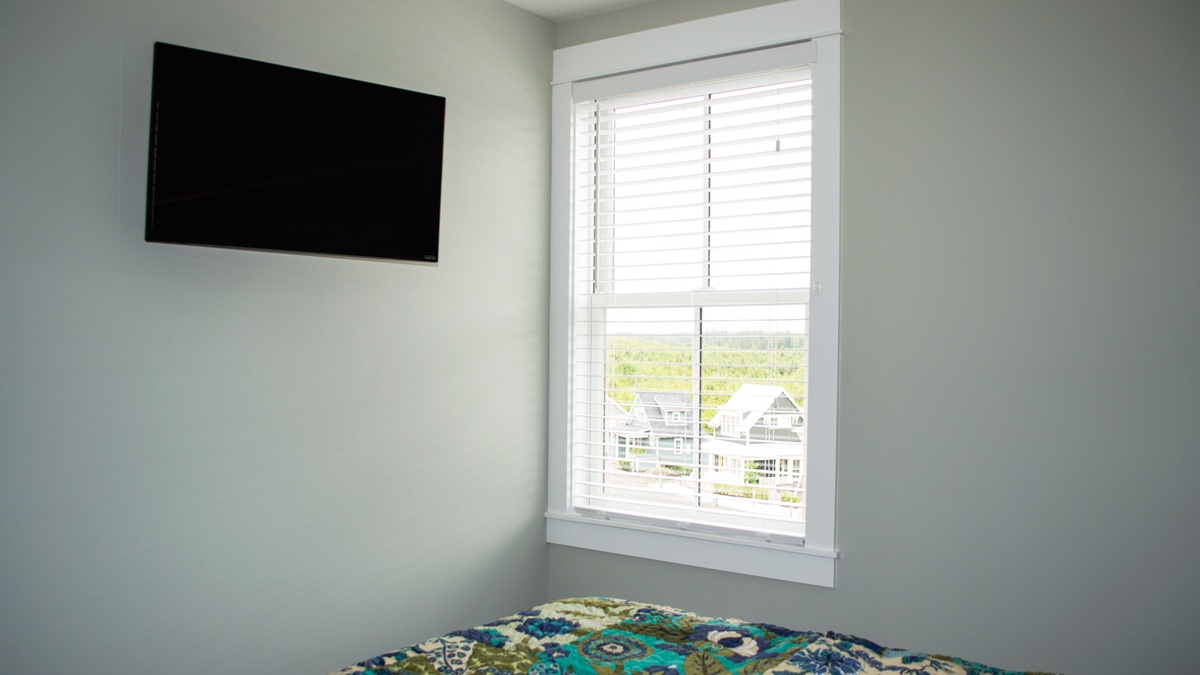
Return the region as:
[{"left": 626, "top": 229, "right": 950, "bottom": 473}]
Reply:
[{"left": 330, "top": 597, "right": 1055, "bottom": 675}]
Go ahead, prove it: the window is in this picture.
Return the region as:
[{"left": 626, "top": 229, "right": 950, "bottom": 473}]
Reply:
[
  {"left": 547, "top": 0, "right": 841, "bottom": 587},
  {"left": 573, "top": 67, "right": 812, "bottom": 533},
  {"left": 759, "top": 460, "right": 778, "bottom": 481}
]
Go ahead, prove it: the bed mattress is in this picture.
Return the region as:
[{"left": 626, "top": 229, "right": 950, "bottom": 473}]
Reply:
[{"left": 330, "top": 597, "right": 1056, "bottom": 675}]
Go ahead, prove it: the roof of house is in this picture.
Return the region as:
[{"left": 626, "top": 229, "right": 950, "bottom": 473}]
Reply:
[
  {"left": 639, "top": 391, "right": 697, "bottom": 437},
  {"left": 605, "top": 396, "right": 650, "bottom": 437},
  {"left": 713, "top": 384, "right": 801, "bottom": 437},
  {"left": 608, "top": 391, "right": 696, "bottom": 439}
]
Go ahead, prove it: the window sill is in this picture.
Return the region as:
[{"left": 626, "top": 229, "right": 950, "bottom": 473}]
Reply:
[{"left": 545, "top": 512, "right": 837, "bottom": 587}]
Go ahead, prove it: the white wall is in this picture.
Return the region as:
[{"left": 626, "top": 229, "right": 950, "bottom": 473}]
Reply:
[
  {"left": 0, "top": 1, "right": 552, "bottom": 672},
  {"left": 549, "top": 2, "right": 1200, "bottom": 674}
]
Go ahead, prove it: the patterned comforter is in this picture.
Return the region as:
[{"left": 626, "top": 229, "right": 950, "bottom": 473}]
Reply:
[{"left": 331, "top": 597, "right": 1055, "bottom": 675}]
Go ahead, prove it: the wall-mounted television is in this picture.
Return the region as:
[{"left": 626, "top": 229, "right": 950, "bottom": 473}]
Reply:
[{"left": 145, "top": 42, "right": 444, "bottom": 263}]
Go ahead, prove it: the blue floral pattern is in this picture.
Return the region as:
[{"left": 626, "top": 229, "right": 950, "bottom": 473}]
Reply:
[
  {"left": 329, "top": 598, "right": 1058, "bottom": 675},
  {"left": 518, "top": 617, "right": 580, "bottom": 639},
  {"left": 577, "top": 632, "right": 653, "bottom": 663}
]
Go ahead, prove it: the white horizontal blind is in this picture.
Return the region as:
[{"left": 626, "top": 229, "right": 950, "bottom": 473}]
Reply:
[{"left": 571, "top": 66, "right": 814, "bottom": 542}]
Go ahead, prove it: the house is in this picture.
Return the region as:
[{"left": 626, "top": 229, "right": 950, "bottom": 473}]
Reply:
[
  {"left": 2, "top": 1, "right": 1197, "bottom": 674},
  {"left": 606, "top": 392, "right": 699, "bottom": 472},
  {"left": 606, "top": 385, "right": 803, "bottom": 490},
  {"left": 710, "top": 384, "right": 804, "bottom": 444},
  {"left": 705, "top": 384, "right": 805, "bottom": 490}
]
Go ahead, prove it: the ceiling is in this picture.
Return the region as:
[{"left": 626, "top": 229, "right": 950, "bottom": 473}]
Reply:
[{"left": 501, "top": 0, "right": 661, "bottom": 22}]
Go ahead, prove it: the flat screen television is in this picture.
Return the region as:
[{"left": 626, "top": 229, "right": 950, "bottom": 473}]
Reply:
[{"left": 145, "top": 42, "right": 444, "bottom": 263}]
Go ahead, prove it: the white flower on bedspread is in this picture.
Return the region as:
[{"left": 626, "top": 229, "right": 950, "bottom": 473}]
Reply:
[
  {"left": 534, "top": 599, "right": 645, "bottom": 634},
  {"left": 705, "top": 630, "right": 761, "bottom": 658}
]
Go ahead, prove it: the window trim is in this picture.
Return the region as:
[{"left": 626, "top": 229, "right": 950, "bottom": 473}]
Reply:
[{"left": 547, "top": 0, "right": 841, "bottom": 587}]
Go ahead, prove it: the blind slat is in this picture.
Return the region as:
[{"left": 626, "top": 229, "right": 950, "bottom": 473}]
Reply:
[{"left": 577, "top": 155, "right": 812, "bottom": 191}]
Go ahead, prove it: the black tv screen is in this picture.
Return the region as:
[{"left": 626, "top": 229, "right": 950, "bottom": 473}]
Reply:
[{"left": 145, "top": 42, "right": 444, "bottom": 262}]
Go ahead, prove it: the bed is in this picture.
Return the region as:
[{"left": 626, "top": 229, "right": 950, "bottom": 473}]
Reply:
[{"left": 329, "top": 597, "right": 1056, "bottom": 675}]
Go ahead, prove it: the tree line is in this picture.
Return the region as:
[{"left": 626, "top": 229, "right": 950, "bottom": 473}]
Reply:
[{"left": 605, "top": 333, "right": 805, "bottom": 424}]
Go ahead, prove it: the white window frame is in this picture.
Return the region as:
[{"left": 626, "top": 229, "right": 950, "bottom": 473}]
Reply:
[{"left": 547, "top": 0, "right": 841, "bottom": 587}]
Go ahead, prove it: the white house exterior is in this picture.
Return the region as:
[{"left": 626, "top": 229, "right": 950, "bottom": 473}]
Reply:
[
  {"left": 704, "top": 384, "right": 805, "bottom": 490},
  {"left": 604, "top": 385, "right": 805, "bottom": 490}
]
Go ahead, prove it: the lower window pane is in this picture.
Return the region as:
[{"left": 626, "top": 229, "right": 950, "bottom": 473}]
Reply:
[{"left": 588, "top": 305, "right": 807, "bottom": 537}]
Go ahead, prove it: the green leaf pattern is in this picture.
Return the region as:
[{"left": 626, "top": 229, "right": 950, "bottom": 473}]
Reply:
[{"left": 685, "top": 651, "right": 732, "bottom": 675}]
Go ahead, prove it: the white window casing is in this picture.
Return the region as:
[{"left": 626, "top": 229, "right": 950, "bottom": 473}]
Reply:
[{"left": 547, "top": 0, "right": 841, "bottom": 587}]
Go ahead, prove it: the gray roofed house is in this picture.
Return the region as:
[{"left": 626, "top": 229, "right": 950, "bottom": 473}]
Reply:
[
  {"left": 605, "top": 391, "right": 700, "bottom": 472},
  {"left": 632, "top": 391, "right": 694, "bottom": 436}
]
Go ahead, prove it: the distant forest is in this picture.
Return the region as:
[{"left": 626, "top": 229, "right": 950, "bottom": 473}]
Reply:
[{"left": 606, "top": 333, "right": 805, "bottom": 424}]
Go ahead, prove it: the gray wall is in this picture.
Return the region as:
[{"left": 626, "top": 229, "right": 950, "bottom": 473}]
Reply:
[
  {"left": 0, "top": 1, "right": 552, "bottom": 673},
  {"left": 548, "top": 2, "right": 1200, "bottom": 674}
]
